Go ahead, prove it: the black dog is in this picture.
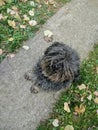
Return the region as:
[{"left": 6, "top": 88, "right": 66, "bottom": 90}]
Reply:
[{"left": 25, "top": 42, "right": 80, "bottom": 93}]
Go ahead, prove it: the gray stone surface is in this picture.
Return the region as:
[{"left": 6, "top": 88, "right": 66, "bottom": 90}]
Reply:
[{"left": 0, "top": 0, "right": 98, "bottom": 130}]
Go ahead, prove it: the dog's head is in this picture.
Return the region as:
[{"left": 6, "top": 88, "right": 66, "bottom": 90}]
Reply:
[{"left": 40, "top": 42, "right": 80, "bottom": 83}]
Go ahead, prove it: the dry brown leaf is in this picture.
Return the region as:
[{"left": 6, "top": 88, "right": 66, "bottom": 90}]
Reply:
[
  {"left": 96, "top": 67, "right": 98, "bottom": 74},
  {"left": 52, "top": 119, "right": 59, "bottom": 127},
  {"left": 81, "top": 96, "right": 84, "bottom": 102},
  {"left": 94, "top": 97, "right": 98, "bottom": 104},
  {"left": 21, "top": 0, "right": 27, "bottom": 2},
  {"left": 75, "top": 104, "right": 85, "bottom": 114},
  {"left": 78, "top": 84, "right": 86, "bottom": 90},
  {"left": 0, "top": 49, "right": 3, "bottom": 55},
  {"left": 97, "top": 110, "right": 98, "bottom": 114},
  {"left": 64, "top": 125, "right": 74, "bottom": 130},
  {"left": 49, "top": 0, "right": 55, "bottom": 5},
  {"left": 94, "top": 91, "right": 98, "bottom": 97},
  {"left": 0, "top": 0, "right": 5, "bottom": 6},
  {"left": 64, "top": 102, "right": 71, "bottom": 113},
  {"left": 8, "top": 20, "right": 16, "bottom": 28},
  {"left": 12, "top": 6, "right": 18, "bottom": 12},
  {"left": 0, "top": 13, "right": 3, "bottom": 20}
]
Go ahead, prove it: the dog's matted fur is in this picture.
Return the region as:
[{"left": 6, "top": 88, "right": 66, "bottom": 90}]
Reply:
[{"left": 25, "top": 42, "right": 80, "bottom": 92}]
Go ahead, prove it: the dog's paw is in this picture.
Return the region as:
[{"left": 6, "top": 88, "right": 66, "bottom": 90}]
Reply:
[{"left": 30, "top": 86, "right": 39, "bottom": 94}]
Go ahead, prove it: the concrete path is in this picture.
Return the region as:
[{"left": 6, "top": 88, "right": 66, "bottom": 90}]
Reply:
[{"left": 0, "top": 0, "right": 98, "bottom": 130}]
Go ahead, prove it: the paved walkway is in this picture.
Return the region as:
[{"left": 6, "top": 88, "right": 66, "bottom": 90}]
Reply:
[{"left": 0, "top": 0, "right": 98, "bottom": 130}]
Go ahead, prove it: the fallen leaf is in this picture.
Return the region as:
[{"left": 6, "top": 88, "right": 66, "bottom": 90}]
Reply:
[
  {"left": 7, "top": 53, "right": 15, "bottom": 58},
  {"left": 7, "top": 8, "right": 12, "bottom": 13},
  {"left": 49, "top": 0, "right": 55, "bottom": 5},
  {"left": 97, "top": 110, "right": 98, "bottom": 114},
  {"left": 0, "top": 13, "right": 3, "bottom": 20},
  {"left": 29, "top": 20, "right": 37, "bottom": 26},
  {"left": 52, "top": 119, "right": 59, "bottom": 127},
  {"left": 20, "top": 24, "right": 26, "bottom": 29},
  {"left": 96, "top": 67, "right": 98, "bottom": 74},
  {"left": 81, "top": 96, "right": 84, "bottom": 102},
  {"left": 0, "top": 0, "right": 5, "bottom": 6},
  {"left": 94, "top": 97, "right": 98, "bottom": 104},
  {"left": 30, "top": 1, "right": 35, "bottom": 6},
  {"left": 29, "top": 10, "right": 34, "bottom": 16},
  {"left": 73, "top": 112, "right": 78, "bottom": 116},
  {"left": 8, "top": 20, "right": 16, "bottom": 28},
  {"left": 75, "top": 104, "right": 85, "bottom": 114},
  {"left": 12, "top": 6, "right": 18, "bottom": 12},
  {"left": 8, "top": 37, "right": 14, "bottom": 41},
  {"left": 64, "top": 125, "right": 74, "bottom": 130},
  {"left": 87, "top": 94, "right": 92, "bottom": 101},
  {"left": 2, "top": 15, "right": 7, "bottom": 20},
  {"left": 36, "top": 0, "right": 41, "bottom": 4},
  {"left": 22, "top": 45, "right": 29, "bottom": 50},
  {"left": 21, "top": 0, "right": 27, "bottom": 2},
  {"left": 44, "top": 30, "right": 53, "bottom": 37},
  {"left": 94, "top": 91, "right": 98, "bottom": 97},
  {"left": 78, "top": 84, "right": 86, "bottom": 90},
  {"left": 0, "top": 49, "right": 3, "bottom": 55},
  {"left": 23, "top": 15, "right": 30, "bottom": 21},
  {"left": 14, "top": 13, "right": 21, "bottom": 21},
  {"left": 64, "top": 102, "right": 71, "bottom": 113}
]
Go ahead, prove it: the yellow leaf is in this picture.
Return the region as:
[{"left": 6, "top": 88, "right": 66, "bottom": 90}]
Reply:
[
  {"left": 8, "top": 20, "right": 16, "bottom": 28},
  {"left": 0, "top": 0, "right": 5, "bottom": 6},
  {"left": 0, "top": 49, "right": 3, "bottom": 55},
  {"left": 64, "top": 125, "right": 74, "bottom": 130},
  {"left": 52, "top": 119, "right": 59, "bottom": 127},
  {"left": 64, "top": 102, "right": 71, "bottom": 113},
  {"left": 78, "top": 84, "right": 86, "bottom": 90},
  {"left": 94, "top": 97, "right": 98, "bottom": 104},
  {"left": 75, "top": 104, "right": 85, "bottom": 114}
]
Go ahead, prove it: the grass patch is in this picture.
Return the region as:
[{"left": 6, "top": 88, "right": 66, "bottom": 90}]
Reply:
[
  {"left": 0, "top": 0, "right": 70, "bottom": 62},
  {"left": 37, "top": 45, "right": 98, "bottom": 130}
]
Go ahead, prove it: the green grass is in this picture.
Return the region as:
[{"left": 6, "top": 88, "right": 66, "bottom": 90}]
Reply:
[
  {"left": 0, "top": 0, "right": 70, "bottom": 62},
  {"left": 37, "top": 45, "right": 98, "bottom": 130}
]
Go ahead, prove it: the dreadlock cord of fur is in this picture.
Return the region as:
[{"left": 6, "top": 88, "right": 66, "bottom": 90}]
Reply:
[{"left": 33, "top": 42, "right": 80, "bottom": 91}]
